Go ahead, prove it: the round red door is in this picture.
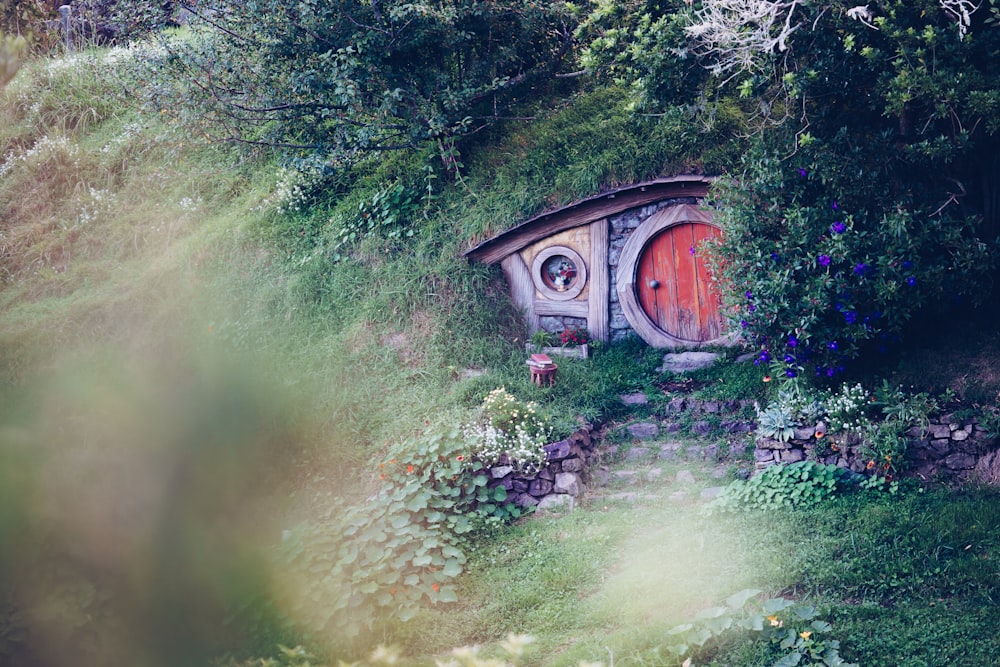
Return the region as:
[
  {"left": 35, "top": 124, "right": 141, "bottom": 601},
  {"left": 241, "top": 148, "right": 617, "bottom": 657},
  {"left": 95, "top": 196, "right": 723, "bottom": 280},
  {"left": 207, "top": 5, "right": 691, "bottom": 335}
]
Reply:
[{"left": 636, "top": 222, "right": 723, "bottom": 342}]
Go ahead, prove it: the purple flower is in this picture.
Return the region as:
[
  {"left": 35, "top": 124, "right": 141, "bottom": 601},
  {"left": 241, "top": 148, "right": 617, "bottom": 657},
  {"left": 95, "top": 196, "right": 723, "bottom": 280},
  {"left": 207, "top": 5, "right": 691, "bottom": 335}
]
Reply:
[
  {"left": 787, "top": 335, "right": 798, "bottom": 348},
  {"left": 830, "top": 221, "right": 846, "bottom": 234},
  {"left": 745, "top": 290, "right": 754, "bottom": 300},
  {"left": 845, "top": 311, "right": 858, "bottom": 324},
  {"left": 748, "top": 303, "right": 757, "bottom": 313},
  {"left": 906, "top": 276, "right": 916, "bottom": 286},
  {"left": 853, "top": 262, "right": 869, "bottom": 275},
  {"left": 903, "top": 260, "right": 914, "bottom": 270},
  {"left": 771, "top": 252, "right": 782, "bottom": 262},
  {"left": 818, "top": 255, "right": 831, "bottom": 267},
  {"left": 783, "top": 354, "right": 796, "bottom": 364},
  {"left": 798, "top": 168, "right": 808, "bottom": 177},
  {"left": 827, "top": 341, "right": 838, "bottom": 350},
  {"left": 785, "top": 369, "right": 798, "bottom": 378},
  {"left": 759, "top": 350, "right": 771, "bottom": 363},
  {"left": 826, "top": 367, "right": 836, "bottom": 378},
  {"left": 832, "top": 201, "right": 839, "bottom": 211},
  {"left": 740, "top": 320, "right": 749, "bottom": 329},
  {"left": 689, "top": 245, "right": 696, "bottom": 256}
]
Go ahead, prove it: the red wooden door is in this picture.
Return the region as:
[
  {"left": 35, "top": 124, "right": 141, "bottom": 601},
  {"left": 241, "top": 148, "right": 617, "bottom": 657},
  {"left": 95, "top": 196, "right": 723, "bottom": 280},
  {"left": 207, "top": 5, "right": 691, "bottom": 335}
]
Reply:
[{"left": 636, "top": 222, "right": 723, "bottom": 342}]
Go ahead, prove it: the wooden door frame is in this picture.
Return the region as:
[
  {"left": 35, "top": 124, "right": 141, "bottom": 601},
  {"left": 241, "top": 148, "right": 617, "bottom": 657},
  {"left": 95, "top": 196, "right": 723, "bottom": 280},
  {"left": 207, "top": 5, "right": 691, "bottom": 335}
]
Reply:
[{"left": 616, "top": 204, "right": 733, "bottom": 348}]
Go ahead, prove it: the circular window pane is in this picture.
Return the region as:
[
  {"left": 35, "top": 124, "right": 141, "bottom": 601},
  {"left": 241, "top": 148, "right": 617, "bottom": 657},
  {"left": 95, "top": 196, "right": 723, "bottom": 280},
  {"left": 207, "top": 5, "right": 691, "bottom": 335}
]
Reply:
[{"left": 542, "top": 255, "right": 578, "bottom": 291}]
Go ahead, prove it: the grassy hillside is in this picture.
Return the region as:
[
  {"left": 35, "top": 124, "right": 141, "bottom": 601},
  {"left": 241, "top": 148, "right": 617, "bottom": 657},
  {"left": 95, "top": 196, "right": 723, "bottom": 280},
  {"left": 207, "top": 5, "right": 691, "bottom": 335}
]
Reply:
[{"left": 4, "top": 43, "right": 1000, "bottom": 667}]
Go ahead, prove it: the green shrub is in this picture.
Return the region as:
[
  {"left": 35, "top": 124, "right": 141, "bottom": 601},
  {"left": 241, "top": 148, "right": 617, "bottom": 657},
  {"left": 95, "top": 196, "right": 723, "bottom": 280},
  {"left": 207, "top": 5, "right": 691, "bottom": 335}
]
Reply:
[
  {"left": 709, "top": 462, "right": 849, "bottom": 513},
  {"left": 706, "top": 136, "right": 994, "bottom": 381}
]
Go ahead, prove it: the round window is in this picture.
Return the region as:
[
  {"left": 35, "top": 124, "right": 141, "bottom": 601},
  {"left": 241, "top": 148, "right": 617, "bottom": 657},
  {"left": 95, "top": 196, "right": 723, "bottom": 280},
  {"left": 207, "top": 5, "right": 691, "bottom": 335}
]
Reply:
[
  {"left": 531, "top": 246, "right": 587, "bottom": 301},
  {"left": 542, "top": 254, "right": 578, "bottom": 291}
]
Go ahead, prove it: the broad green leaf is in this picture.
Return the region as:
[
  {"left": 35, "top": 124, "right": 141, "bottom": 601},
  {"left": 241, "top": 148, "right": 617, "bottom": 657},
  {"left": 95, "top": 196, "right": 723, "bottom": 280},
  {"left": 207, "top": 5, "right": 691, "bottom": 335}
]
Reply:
[
  {"left": 762, "top": 598, "right": 795, "bottom": 614},
  {"left": 442, "top": 558, "right": 463, "bottom": 577},
  {"left": 725, "top": 588, "right": 762, "bottom": 610},
  {"left": 437, "top": 586, "right": 458, "bottom": 603}
]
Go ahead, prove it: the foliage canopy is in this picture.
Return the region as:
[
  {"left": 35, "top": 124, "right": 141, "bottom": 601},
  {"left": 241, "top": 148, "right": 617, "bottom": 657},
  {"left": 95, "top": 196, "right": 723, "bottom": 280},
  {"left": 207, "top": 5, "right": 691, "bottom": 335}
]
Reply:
[{"left": 140, "top": 0, "right": 578, "bottom": 163}]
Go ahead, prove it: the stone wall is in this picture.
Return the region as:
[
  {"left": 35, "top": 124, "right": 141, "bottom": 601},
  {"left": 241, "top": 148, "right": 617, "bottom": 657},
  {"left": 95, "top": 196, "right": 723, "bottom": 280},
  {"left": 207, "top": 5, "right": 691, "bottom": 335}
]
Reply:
[
  {"left": 754, "top": 413, "right": 999, "bottom": 481},
  {"left": 608, "top": 197, "right": 700, "bottom": 341},
  {"left": 481, "top": 425, "right": 599, "bottom": 512}
]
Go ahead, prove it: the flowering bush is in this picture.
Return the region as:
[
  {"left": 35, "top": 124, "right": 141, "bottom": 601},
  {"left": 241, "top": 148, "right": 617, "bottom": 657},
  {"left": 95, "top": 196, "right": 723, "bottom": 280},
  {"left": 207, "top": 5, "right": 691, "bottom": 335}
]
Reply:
[
  {"left": 559, "top": 326, "right": 589, "bottom": 347},
  {"left": 465, "top": 388, "right": 550, "bottom": 472},
  {"left": 705, "top": 137, "right": 994, "bottom": 379}
]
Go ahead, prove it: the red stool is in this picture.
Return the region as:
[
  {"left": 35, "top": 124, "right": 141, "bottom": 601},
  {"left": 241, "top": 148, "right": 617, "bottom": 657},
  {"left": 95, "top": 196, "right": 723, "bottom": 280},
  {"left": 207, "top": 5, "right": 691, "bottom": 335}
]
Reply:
[{"left": 529, "top": 364, "right": 558, "bottom": 387}]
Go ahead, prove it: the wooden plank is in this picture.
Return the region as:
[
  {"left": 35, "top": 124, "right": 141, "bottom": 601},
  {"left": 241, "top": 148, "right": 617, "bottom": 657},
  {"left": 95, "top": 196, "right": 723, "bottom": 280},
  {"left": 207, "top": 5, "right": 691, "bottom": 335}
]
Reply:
[
  {"left": 465, "top": 177, "right": 712, "bottom": 264},
  {"left": 501, "top": 254, "right": 539, "bottom": 332},
  {"left": 588, "top": 218, "right": 610, "bottom": 342},
  {"left": 534, "top": 299, "right": 589, "bottom": 317},
  {"left": 693, "top": 223, "right": 722, "bottom": 340}
]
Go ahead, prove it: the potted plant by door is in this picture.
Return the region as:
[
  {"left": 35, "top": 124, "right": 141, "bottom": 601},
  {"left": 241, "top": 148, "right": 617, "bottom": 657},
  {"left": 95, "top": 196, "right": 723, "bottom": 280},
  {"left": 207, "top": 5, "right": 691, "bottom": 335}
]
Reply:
[{"left": 557, "top": 326, "right": 590, "bottom": 359}]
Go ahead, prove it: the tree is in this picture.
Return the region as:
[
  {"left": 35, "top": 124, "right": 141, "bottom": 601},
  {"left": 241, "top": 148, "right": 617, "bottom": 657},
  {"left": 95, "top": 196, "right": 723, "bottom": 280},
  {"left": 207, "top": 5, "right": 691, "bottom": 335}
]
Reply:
[{"left": 138, "top": 1, "right": 578, "bottom": 163}]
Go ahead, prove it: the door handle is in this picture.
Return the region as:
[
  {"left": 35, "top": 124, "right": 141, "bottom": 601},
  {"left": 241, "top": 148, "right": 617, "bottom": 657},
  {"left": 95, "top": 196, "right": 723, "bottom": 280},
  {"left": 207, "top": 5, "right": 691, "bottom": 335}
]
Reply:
[{"left": 649, "top": 279, "right": 660, "bottom": 289}]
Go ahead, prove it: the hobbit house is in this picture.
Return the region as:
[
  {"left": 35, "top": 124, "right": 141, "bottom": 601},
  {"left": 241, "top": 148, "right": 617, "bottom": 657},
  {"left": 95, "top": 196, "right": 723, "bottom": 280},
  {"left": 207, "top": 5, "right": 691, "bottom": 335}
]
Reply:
[{"left": 464, "top": 176, "right": 731, "bottom": 347}]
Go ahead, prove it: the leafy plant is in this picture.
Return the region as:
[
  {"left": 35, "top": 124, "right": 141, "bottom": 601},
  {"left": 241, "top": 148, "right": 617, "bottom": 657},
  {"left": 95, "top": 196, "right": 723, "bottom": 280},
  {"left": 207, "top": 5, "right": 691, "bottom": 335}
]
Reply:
[
  {"left": 756, "top": 403, "right": 797, "bottom": 443},
  {"left": 665, "top": 589, "right": 858, "bottom": 667},
  {"left": 708, "top": 462, "right": 849, "bottom": 513}
]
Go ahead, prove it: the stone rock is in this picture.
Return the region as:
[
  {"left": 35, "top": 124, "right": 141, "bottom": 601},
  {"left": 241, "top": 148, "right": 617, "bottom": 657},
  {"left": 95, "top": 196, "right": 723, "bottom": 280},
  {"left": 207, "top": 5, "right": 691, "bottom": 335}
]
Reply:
[
  {"left": 929, "top": 424, "right": 952, "bottom": 439},
  {"left": 528, "top": 478, "right": 553, "bottom": 496},
  {"left": 945, "top": 452, "right": 976, "bottom": 470},
  {"left": 659, "top": 443, "right": 681, "bottom": 461},
  {"left": 625, "top": 446, "right": 652, "bottom": 461},
  {"left": 646, "top": 467, "right": 664, "bottom": 482},
  {"left": 491, "top": 465, "right": 514, "bottom": 479},
  {"left": 659, "top": 351, "right": 720, "bottom": 373},
  {"left": 554, "top": 472, "right": 584, "bottom": 496},
  {"left": 664, "top": 422, "right": 683, "bottom": 433},
  {"left": 780, "top": 448, "right": 805, "bottom": 463},
  {"left": 972, "top": 450, "right": 1000, "bottom": 486},
  {"left": 620, "top": 392, "right": 649, "bottom": 405},
  {"left": 684, "top": 446, "right": 704, "bottom": 461},
  {"left": 627, "top": 422, "right": 660, "bottom": 439},
  {"left": 952, "top": 429, "right": 970, "bottom": 441},
  {"left": 703, "top": 444, "right": 721, "bottom": 462},
  {"left": 793, "top": 427, "right": 815, "bottom": 441},
  {"left": 591, "top": 467, "right": 611, "bottom": 487},
  {"left": 561, "top": 457, "right": 585, "bottom": 472},
  {"left": 512, "top": 479, "right": 529, "bottom": 493},
  {"left": 701, "top": 486, "right": 725, "bottom": 499},
  {"left": 754, "top": 448, "right": 776, "bottom": 463},
  {"left": 607, "top": 492, "right": 640, "bottom": 503},
  {"left": 702, "top": 401, "right": 721, "bottom": 414},
  {"left": 729, "top": 441, "right": 748, "bottom": 457},
  {"left": 545, "top": 440, "right": 572, "bottom": 461},
  {"left": 675, "top": 469, "right": 696, "bottom": 484},
  {"left": 492, "top": 475, "right": 514, "bottom": 491},
  {"left": 692, "top": 421, "right": 713, "bottom": 435},
  {"left": 612, "top": 470, "right": 638, "bottom": 483},
  {"left": 537, "top": 494, "right": 574, "bottom": 512},
  {"left": 667, "top": 397, "right": 687, "bottom": 412},
  {"left": 930, "top": 439, "right": 952, "bottom": 456},
  {"left": 539, "top": 467, "right": 555, "bottom": 481},
  {"left": 669, "top": 490, "right": 688, "bottom": 503},
  {"left": 513, "top": 493, "right": 539, "bottom": 509}
]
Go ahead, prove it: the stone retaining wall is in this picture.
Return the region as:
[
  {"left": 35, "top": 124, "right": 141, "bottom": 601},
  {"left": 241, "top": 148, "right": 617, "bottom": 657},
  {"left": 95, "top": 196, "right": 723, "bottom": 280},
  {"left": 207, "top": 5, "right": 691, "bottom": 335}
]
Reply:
[
  {"left": 754, "top": 413, "right": 999, "bottom": 481},
  {"left": 481, "top": 425, "right": 599, "bottom": 512}
]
